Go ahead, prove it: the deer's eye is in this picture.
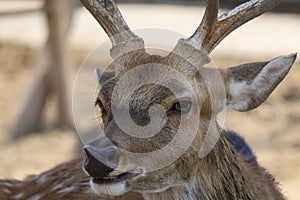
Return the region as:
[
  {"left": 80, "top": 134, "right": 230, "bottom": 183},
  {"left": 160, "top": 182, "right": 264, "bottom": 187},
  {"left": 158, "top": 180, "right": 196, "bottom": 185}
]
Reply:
[
  {"left": 95, "top": 98, "right": 106, "bottom": 114},
  {"left": 170, "top": 100, "right": 192, "bottom": 114}
]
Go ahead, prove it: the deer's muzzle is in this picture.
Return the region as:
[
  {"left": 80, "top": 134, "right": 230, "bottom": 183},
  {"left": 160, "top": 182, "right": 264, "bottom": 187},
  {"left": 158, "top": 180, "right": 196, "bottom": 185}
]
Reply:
[
  {"left": 83, "top": 145, "right": 119, "bottom": 180},
  {"left": 83, "top": 145, "right": 141, "bottom": 185}
]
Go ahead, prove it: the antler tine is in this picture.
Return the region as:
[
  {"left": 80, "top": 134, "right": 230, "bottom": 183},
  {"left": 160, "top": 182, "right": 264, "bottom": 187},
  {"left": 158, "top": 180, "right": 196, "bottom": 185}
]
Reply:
[
  {"left": 205, "top": 0, "right": 282, "bottom": 53},
  {"left": 187, "top": 0, "right": 219, "bottom": 48},
  {"left": 184, "top": 0, "right": 282, "bottom": 54},
  {"left": 80, "top": 0, "right": 143, "bottom": 48}
]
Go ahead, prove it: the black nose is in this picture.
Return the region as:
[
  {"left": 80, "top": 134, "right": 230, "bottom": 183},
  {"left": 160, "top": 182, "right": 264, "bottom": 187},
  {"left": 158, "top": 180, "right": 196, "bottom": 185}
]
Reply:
[{"left": 83, "top": 145, "right": 119, "bottom": 179}]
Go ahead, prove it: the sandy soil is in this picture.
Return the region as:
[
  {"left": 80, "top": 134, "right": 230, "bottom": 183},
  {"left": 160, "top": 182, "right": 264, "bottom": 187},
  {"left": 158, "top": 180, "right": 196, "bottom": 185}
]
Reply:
[{"left": 0, "top": 3, "right": 299, "bottom": 200}]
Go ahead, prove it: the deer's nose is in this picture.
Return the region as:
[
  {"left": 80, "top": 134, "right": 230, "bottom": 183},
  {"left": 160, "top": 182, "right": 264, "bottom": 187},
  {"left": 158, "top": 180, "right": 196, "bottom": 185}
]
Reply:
[{"left": 83, "top": 145, "right": 120, "bottom": 179}]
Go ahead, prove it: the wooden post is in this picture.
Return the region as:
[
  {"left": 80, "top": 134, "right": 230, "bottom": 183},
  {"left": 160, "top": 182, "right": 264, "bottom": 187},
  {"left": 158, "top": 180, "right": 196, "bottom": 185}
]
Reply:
[{"left": 11, "top": 0, "right": 77, "bottom": 139}]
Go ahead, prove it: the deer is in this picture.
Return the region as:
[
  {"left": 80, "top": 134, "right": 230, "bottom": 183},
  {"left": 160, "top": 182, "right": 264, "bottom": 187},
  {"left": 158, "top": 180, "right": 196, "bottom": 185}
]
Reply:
[
  {"left": 0, "top": 0, "right": 296, "bottom": 199},
  {"left": 79, "top": 0, "right": 297, "bottom": 200}
]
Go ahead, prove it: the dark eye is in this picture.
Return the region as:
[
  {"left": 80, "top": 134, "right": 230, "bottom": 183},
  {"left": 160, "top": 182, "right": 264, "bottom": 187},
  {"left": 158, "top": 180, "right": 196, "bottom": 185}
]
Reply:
[
  {"left": 170, "top": 100, "right": 192, "bottom": 114},
  {"left": 95, "top": 98, "right": 106, "bottom": 114}
]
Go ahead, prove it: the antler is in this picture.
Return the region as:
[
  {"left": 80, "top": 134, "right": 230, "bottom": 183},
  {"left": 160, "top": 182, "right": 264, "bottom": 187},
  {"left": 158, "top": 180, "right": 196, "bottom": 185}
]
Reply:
[
  {"left": 80, "top": 0, "right": 145, "bottom": 59},
  {"left": 184, "top": 0, "right": 282, "bottom": 53}
]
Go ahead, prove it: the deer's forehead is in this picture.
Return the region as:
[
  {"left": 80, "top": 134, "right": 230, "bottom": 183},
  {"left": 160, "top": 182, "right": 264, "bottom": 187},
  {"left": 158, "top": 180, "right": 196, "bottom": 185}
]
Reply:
[
  {"left": 127, "top": 84, "right": 178, "bottom": 108},
  {"left": 121, "top": 54, "right": 198, "bottom": 75},
  {"left": 99, "top": 70, "right": 195, "bottom": 108}
]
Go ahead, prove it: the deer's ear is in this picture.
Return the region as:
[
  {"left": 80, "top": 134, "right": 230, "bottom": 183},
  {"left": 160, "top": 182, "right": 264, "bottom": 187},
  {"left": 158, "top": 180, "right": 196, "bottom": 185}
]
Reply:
[
  {"left": 220, "top": 53, "right": 297, "bottom": 112},
  {"left": 94, "top": 68, "right": 116, "bottom": 86}
]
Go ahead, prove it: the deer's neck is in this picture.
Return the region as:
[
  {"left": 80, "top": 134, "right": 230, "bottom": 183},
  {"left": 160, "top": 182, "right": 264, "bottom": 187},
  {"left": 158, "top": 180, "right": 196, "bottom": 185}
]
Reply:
[
  {"left": 143, "top": 131, "right": 284, "bottom": 200},
  {"left": 142, "top": 186, "right": 198, "bottom": 200}
]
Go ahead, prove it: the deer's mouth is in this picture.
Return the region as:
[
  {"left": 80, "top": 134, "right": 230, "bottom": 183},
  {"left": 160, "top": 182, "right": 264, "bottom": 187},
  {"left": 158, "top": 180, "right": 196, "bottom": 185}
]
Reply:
[
  {"left": 92, "top": 172, "right": 138, "bottom": 184},
  {"left": 89, "top": 171, "right": 143, "bottom": 197}
]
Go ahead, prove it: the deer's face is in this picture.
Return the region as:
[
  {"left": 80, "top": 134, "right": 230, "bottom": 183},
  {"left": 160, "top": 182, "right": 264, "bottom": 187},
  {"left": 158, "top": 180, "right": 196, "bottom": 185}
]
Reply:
[{"left": 85, "top": 55, "right": 216, "bottom": 196}]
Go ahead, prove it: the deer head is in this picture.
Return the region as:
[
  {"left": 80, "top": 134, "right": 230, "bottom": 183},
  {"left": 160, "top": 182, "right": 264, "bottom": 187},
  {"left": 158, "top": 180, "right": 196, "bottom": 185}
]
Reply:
[{"left": 80, "top": 0, "right": 296, "bottom": 199}]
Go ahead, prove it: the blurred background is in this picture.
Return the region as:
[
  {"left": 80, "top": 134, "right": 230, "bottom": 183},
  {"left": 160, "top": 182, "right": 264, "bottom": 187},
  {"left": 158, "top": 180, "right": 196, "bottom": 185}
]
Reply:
[{"left": 0, "top": 0, "right": 299, "bottom": 199}]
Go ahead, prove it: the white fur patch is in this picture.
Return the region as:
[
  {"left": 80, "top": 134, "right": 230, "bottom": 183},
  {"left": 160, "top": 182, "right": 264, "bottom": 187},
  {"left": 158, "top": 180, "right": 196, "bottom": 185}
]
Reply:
[
  {"left": 13, "top": 193, "right": 25, "bottom": 199},
  {"left": 227, "top": 80, "right": 250, "bottom": 111},
  {"left": 36, "top": 174, "right": 48, "bottom": 184},
  {"left": 57, "top": 186, "right": 77, "bottom": 194},
  {"left": 3, "top": 188, "right": 11, "bottom": 195},
  {"left": 3, "top": 182, "right": 13, "bottom": 187},
  {"left": 28, "top": 194, "right": 43, "bottom": 200},
  {"left": 90, "top": 179, "right": 128, "bottom": 196}
]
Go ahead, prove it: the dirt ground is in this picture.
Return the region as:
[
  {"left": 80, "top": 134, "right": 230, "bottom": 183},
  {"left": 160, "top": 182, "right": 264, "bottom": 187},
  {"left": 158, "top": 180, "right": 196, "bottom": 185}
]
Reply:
[{"left": 0, "top": 3, "right": 299, "bottom": 200}]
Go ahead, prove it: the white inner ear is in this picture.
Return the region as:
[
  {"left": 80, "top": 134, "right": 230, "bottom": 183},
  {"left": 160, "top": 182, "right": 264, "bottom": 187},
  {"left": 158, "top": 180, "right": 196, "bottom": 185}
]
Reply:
[
  {"left": 226, "top": 80, "right": 250, "bottom": 111},
  {"left": 226, "top": 54, "right": 296, "bottom": 111}
]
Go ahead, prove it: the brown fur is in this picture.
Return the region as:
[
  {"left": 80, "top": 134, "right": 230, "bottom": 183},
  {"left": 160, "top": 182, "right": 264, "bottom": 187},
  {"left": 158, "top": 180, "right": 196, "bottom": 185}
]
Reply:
[
  {"left": 141, "top": 133, "right": 285, "bottom": 200},
  {"left": 0, "top": 158, "right": 143, "bottom": 200}
]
